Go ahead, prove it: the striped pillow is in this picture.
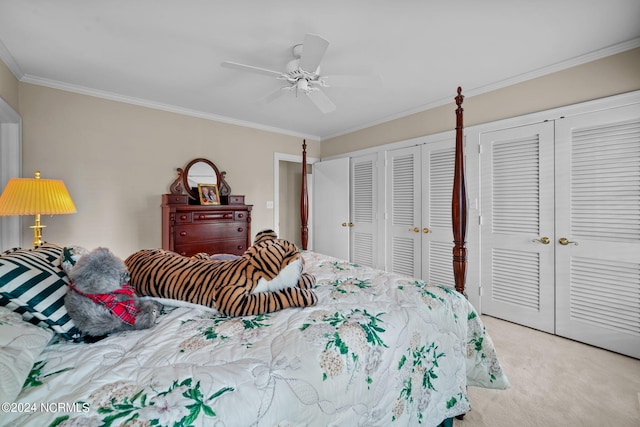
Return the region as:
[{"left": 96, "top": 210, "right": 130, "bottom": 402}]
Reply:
[{"left": 0, "top": 244, "right": 82, "bottom": 341}]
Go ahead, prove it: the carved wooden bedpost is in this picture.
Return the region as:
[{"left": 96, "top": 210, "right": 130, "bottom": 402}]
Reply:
[
  {"left": 300, "top": 140, "right": 309, "bottom": 250},
  {"left": 452, "top": 87, "right": 468, "bottom": 295}
]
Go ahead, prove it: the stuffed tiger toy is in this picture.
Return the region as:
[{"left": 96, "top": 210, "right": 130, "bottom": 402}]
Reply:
[{"left": 124, "top": 230, "right": 317, "bottom": 317}]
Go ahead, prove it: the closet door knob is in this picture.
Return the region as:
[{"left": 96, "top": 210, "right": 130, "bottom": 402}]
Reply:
[
  {"left": 532, "top": 237, "right": 550, "bottom": 244},
  {"left": 409, "top": 227, "right": 420, "bottom": 232},
  {"left": 342, "top": 222, "right": 347, "bottom": 227},
  {"left": 558, "top": 237, "right": 578, "bottom": 246},
  {"left": 423, "top": 228, "right": 431, "bottom": 234}
]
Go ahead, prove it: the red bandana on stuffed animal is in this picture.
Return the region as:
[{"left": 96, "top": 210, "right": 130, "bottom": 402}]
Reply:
[{"left": 68, "top": 282, "right": 139, "bottom": 325}]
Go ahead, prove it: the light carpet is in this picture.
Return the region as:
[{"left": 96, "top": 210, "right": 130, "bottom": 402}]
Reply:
[{"left": 456, "top": 315, "right": 640, "bottom": 427}]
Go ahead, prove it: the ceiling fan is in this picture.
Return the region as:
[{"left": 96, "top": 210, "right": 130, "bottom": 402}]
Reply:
[{"left": 221, "top": 34, "right": 378, "bottom": 114}]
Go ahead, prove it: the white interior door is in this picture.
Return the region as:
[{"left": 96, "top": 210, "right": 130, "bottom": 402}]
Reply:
[
  {"left": 421, "top": 139, "right": 456, "bottom": 288},
  {"left": 480, "top": 122, "right": 556, "bottom": 333},
  {"left": 351, "top": 153, "right": 377, "bottom": 268},
  {"left": 386, "top": 146, "right": 421, "bottom": 277},
  {"left": 313, "top": 157, "right": 350, "bottom": 260},
  {"left": 555, "top": 103, "right": 640, "bottom": 359}
]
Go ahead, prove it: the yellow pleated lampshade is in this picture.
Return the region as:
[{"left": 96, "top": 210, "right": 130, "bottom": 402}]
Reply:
[{"left": 0, "top": 172, "right": 76, "bottom": 216}]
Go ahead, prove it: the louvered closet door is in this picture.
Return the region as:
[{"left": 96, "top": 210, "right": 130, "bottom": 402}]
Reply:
[
  {"left": 555, "top": 104, "right": 640, "bottom": 358},
  {"left": 351, "top": 154, "right": 377, "bottom": 268},
  {"left": 387, "top": 146, "right": 421, "bottom": 277},
  {"left": 480, "top": 122, "right": 556, "bottom": 333},
  {"left": 421, "top": 139, "right": 456, "bottom": 288}
]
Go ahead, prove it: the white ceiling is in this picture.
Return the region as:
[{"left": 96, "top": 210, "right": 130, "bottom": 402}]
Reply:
[{"left": 1, "top": 0, "right": 639, "bottom": 140}]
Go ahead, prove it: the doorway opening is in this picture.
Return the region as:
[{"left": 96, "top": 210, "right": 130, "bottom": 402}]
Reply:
[{"left": 273, "top": 152, "right": 316, "bottom": 248}]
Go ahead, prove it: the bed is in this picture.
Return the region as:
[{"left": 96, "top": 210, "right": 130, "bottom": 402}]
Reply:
[{"left": 0, "top": 88, "right": 509, "bottom": 427}]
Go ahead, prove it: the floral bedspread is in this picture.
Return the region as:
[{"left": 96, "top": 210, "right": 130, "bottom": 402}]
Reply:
[{"left": 3, "top": 251, "right": 508, "bottom": 427}]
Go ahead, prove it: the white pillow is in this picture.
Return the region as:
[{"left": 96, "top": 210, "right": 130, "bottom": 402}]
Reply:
[{"left": 0, "top": 306, "right": 54, "bottom": 403}]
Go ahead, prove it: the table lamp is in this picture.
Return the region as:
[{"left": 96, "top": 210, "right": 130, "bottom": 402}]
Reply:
[{"left": 0, "top": 171, "right": 77, "bottom": 247}]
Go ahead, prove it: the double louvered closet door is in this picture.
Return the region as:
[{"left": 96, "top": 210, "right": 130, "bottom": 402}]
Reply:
[
  {"left": 386, "top": 140, "right": 456, "bottom": 288},
  {"left": 480, "top": 103, "right": 640, "bottom": 358}
]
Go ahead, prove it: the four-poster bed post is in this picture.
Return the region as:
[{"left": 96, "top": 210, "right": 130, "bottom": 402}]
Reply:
[
  {"left": 452, "top": 87, "right": 467, "bottom": 295},
  {"left": 299, "top": 87, "right": 467, "bottom": 295}
]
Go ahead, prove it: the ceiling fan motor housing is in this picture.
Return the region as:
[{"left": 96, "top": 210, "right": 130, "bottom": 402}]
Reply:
[{"left": 285, "top": 59, "right": 321, "bottom": 88}]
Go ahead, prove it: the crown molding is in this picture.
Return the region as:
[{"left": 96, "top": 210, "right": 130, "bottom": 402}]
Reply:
[
  {"left": 0, "top": 38, "right": 24, "bottom": 80},
  {"left": 19, "top": 74, "right": 321, "bottom": 141}
]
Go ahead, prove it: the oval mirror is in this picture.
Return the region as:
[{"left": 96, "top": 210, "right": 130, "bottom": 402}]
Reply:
[{"left": 182, "top": 158, "right": 221, "bottom": 200}]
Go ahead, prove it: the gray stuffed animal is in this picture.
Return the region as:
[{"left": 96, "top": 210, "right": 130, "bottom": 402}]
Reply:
[{"left": 64, "top": 247, "right": 161, "bottom": 340}]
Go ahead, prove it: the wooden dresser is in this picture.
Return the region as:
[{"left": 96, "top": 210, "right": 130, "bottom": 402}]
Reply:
[{"left": 161, "top": 194, "right": 252, "bottom": 257}]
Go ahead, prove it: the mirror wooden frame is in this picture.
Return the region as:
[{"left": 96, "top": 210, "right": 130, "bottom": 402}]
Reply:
[
  {"left": 170, "top": 158, "right": 231, "bottom": 201},
  {"left": 182, "top": 158, "right": 221, "bottom": 200}
]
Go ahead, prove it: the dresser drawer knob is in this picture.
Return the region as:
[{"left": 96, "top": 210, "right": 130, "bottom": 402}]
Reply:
[
  {"left": 180, "top": 215, "right": 188, "bottom": 220},
  {"left": 199, "top": 214, "right": 206, "bottom": 220},
  {"left": 223, "top": 214, "right": 232, "bottom": 219},
  {"left": 237, "top": 245, "right": 244, "bottom": 251},
  {"left": 237, "top": 213, "right": 244, "bottom": 219},
  {"left": 180, "top": 231, "right": 187, "bottom": 237},
  {"left": 180, "top": 251, "right": 187, "bottom": 256},
  {"left": 174, "top": 197, "right": 181, "bottom": 202},
  {"left": 237, "top": 227, "right": 244, "bottom": 233}
]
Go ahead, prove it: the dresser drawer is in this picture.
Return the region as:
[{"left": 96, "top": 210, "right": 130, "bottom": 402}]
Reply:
[
  {"left": 192, "top": 211, "right": 235, "bottom": 222},
  {"left": 175, "top": 212, "right": 192, "bottom": 223},
  {"left": 174, "top": 239, "right": 248, "bottom": 257},
  {"left": 228, "top": 195, "right": 245, "bottom": 204},
  {"left": 164, "top": 194, "right": 189, "bottom": 205},
  {"left": 234, "top": 211, "right": 248, "bottom": 221},
  {"left": 175, "top": 222, "right": 247, "bottom": 244}
]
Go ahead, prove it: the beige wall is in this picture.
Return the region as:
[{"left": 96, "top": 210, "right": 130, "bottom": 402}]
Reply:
[
  {"left": 17, "top": 84, "right": 320, "bottom": 258},
  {"left": 0, "top": 59, "right": 19, "bottom": 112},
  {"left": 321, "top": 48, "right": 640, "bottom": 157}
]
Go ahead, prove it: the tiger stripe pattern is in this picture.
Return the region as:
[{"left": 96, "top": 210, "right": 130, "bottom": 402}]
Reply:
[{"left": 124, "top": 236, "right": 317, "bottom": 317}]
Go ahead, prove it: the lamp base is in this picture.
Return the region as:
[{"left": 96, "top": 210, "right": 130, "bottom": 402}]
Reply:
[{"left": 29, "top": 214, "right": 46, "bottom": 247}]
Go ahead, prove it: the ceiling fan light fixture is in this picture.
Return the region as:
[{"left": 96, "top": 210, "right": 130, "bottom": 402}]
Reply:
[{"left": 297, "top": 79, "right": 309, "bottom": 92}]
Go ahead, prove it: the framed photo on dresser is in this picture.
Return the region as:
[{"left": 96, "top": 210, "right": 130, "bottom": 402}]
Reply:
[{"left": 197, "top": 183, "right": 220, "bottom": 205}]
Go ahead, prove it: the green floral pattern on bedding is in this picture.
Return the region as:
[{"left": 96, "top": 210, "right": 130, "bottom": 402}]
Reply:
[
  {"left": 4, "top": 251, "right": 508, "bottom": 427},
  {"left": 179, "top": 313, "right": 272, "bottom": 351},
  {"left": 300, "top": 308, "right": 387, "bottom": 384},
  {"left": 326, "top": 277, "right": 373, "bottom": 298},
  {"left": 23, "top": 360, "right": 73, "bottom": 388},
  {"left": 47, "top": 378, "right": 233, "bottom": 427}
]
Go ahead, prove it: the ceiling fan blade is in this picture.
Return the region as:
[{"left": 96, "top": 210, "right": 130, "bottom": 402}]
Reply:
[
  {"left": 258, "top": 87, "right": 287, "bottom": 105},
  {"left": 306, "top": 89, "right": 336, "bottom": 114},
  {"left": 221, "top": 61, "right": 283, "bottom": 78},
  {"left": 299, "top": 34, "right": 330, "bottom": 73},
  {"left": 322, "top": 74, "right": 382, "bottom": 88}
]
